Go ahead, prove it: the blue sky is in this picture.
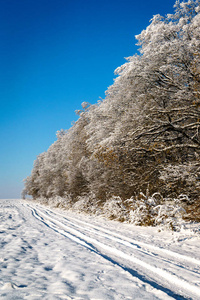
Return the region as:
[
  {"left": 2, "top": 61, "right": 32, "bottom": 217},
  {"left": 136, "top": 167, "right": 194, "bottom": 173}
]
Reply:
[{"left": 0, "top": 0, "right": 176, "bottom": 198}]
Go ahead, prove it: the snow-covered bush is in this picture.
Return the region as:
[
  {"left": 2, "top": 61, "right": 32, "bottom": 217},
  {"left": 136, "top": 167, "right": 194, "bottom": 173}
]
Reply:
[
  {"left": 102, "top": 196, "right": 128, "bottom": 222},
  {"left": 127, "top": 193, "right": 162, "bottom": 226},
  {"left": 128, "top": 192, "right": 186, "bottom": 230},
  {"left": 48, "top": 196, "right": 70, "bottom": 208},
  {"left": 72, "top": 193, "right": 102, "bottom": 215},
  {"left": 153, "top": 204, "right": 186, "bottom": 230}
]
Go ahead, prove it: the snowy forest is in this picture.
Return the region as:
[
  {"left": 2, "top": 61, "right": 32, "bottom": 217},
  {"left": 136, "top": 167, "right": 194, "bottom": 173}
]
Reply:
[{"left": 24, "top": 0, "right": 200, "bottom": 228}]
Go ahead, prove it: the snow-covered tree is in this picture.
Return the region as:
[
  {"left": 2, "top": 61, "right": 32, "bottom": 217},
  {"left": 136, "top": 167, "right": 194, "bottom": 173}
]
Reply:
[
  {"left": 91, "top": 0, "right": 200, "bottom": 197},
  {"left": 24, "top": 0, "right": 200, "bottom": 223}
]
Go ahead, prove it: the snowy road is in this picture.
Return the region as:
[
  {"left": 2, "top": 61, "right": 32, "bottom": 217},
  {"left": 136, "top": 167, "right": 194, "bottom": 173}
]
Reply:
[{"left": 0, "top": 199, "right": 200, "bottom": 299}]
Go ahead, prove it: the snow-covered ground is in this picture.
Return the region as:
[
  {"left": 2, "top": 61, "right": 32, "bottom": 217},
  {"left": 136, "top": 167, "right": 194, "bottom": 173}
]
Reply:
[{"left": 0, "top": 199, "right": 200, "bottom": 299}]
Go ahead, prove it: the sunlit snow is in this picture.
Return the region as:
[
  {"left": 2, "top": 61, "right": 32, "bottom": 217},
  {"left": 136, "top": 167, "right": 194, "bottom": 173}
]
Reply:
[{"left": 0, "top": 199, "right": 200, "bottom": 299}]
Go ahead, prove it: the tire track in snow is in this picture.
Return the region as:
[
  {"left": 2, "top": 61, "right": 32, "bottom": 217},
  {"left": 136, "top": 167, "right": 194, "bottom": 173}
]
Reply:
[
  {"left": 31, "top": 204, "right": 200, "bottom": 268},
  {"left": 35, "top": 210, "right": 200, "bottom": 284},
  {"left": 27, "top": 204, "right": 200, "bottom": 299},
  {"left": 29, "top": 206, "right": 181, "bottom": 300},
  {"left": 30, "top": 207, "right": 96, "bottom": 252}
]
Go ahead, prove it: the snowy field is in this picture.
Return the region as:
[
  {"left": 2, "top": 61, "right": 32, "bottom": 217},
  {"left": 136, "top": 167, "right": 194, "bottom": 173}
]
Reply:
[{"left": 0, "top": 199, "right": 200, "bottom": 299}]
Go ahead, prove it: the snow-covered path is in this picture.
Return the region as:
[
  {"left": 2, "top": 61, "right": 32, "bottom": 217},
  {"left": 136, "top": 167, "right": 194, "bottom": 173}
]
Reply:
[{"left": 0, "top": 199, "right": 200, "bottom": 299}]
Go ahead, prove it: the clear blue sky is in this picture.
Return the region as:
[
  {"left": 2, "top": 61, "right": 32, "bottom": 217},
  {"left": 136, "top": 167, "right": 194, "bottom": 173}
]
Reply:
[{"left": 0, "top": 0, "right": 176, "bottom": 198}]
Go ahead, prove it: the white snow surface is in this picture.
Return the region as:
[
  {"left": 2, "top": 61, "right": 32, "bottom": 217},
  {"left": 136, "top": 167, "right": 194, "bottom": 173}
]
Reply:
[{"left": 0, "top": 199, "right": 200, "bottom": 299}]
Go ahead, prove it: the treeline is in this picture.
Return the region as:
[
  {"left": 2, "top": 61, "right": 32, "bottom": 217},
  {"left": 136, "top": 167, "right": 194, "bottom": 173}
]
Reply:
[{"left": 24, "top": 1, "right": 200, "bottom": 224}]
